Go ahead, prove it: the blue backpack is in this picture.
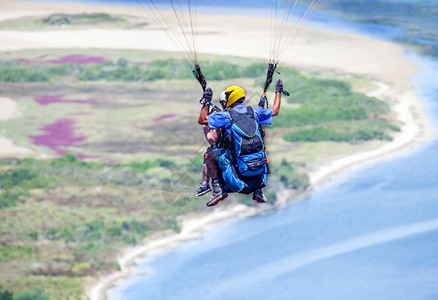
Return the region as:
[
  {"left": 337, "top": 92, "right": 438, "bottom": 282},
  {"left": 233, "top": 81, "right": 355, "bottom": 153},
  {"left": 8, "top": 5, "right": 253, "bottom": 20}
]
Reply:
[{"left": 218, "top": 106, "right": 268, "bottom": 194}]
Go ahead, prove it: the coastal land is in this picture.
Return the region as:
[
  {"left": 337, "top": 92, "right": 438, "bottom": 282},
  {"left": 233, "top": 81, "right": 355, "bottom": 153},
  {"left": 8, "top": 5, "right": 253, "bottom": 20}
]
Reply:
[{"left": 0, "top": 0, "right": 434, "bottom": 299}]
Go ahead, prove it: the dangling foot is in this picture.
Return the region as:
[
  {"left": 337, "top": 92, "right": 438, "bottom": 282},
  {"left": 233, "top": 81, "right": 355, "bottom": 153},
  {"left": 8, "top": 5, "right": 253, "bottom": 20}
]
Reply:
[
  {"left": 252, "top": 189, "right": 267, "bottom": 203},
  {"left": 206, "top": 180, "right": 228, "bottom": 207},
  {"left": 206, "top": 190, "right": 228, "bottom": 207},
  {"left": 196, "top": 183, "right": 212, "bottom": 197}
]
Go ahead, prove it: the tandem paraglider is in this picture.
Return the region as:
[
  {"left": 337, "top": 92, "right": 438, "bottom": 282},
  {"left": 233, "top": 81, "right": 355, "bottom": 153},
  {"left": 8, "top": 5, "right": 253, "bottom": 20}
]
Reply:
[{"left": 138, "top": 0, "right": 327, "bottom": 206}]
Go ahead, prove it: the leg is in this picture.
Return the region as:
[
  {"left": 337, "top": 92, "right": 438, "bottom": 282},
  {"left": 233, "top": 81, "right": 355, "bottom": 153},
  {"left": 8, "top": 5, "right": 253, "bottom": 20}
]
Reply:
[
  {"left": 196, "top": 151, "right": 212, "bottom": 197},
  {"left": 202, "top": 149, "right": 211, "bottom": 185},
  {"left": 205, "top": 148, "right": 219, "bottom": 180},
  {"left": 204, "top": 148, "right": 228, "bottom": 206},
  {"left": 201, "top": 163, "right": 210, "bottom": 185},
  {"left": 197, "top": 125, "right": 217, "bottom": 197}
]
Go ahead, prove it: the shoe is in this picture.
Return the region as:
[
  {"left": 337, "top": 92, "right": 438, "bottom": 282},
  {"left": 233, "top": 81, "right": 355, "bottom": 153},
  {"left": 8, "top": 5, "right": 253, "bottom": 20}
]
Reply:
[
  {"left": 206, "top": 190, "right": 228, "bottom": 207},
  {"left": 196, "top": 183, "right": 212, "bottom": 197},
  {"left": 206, "top": 180, "right": 228, "bottom": 207},
  {"left": 252, "top": 189, "right": 267, "bottom": 203}
]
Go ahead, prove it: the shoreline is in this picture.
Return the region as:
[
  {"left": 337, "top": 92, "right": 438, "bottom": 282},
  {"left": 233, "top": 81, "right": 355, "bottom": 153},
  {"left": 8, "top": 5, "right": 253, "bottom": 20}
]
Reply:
[{"left": 0, "top": 0, "right": 435, "bottom": 299}]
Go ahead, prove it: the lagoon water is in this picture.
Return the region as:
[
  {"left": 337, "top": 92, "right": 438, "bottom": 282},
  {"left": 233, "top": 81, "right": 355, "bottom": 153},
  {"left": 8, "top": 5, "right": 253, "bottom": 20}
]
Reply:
[{"left": 99, "top": 1, "right": 438, "bottom": 299}]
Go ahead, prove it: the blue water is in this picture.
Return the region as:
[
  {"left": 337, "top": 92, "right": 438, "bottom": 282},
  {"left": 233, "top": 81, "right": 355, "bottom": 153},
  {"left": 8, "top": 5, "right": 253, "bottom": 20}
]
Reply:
[{"left": 63, "top": 0, "right": 438, "bottom": 299}]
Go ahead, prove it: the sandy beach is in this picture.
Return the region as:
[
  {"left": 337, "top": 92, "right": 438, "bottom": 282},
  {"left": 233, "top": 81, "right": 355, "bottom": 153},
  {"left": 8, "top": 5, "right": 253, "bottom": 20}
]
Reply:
[{"left": 0, "top": 0, "right": 434, "bottom": 299}]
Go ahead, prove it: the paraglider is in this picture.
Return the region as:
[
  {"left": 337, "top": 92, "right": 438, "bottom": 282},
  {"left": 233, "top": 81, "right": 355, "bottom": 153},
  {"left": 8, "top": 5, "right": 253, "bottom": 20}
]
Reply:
[
  {"left": 137, "top": 0, "right": 328, "bottom": 205},
  {"left": 197, "top": 82, "right": 284, "bottom": 206}
]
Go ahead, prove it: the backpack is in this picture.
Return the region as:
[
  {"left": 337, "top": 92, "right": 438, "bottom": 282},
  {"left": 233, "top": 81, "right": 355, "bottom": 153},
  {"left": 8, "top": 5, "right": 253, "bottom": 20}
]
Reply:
[
  {"left": 227, "top": 106, "right": 266, "bottom": 178},
  {"left": 217, "top": 106, "right": 268, "bottom": 194}
]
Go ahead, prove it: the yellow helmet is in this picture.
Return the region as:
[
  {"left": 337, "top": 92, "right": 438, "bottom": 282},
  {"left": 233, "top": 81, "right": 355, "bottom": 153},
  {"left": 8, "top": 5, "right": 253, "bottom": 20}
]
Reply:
[{"left": 225, "top": 86, "right": 245, "bottom": 107}]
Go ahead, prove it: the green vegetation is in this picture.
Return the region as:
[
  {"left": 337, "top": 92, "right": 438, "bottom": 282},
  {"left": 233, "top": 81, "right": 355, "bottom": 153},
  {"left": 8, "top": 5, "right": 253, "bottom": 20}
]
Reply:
[
  {"left": 15, "top": 289, "right": 49, "bottom": 300},
  {"left": 0, "top": 289, "right": 49, "bottom": 300},
  {"left": 0, "top": 245, "right": 32, "bottom": 262},
  {"left": 273, "top": 159, "right": 309, "bottom": 190},
  {"left": 0, "top": 290, "right": 13, "bottom": 300},
  {"left": 0, "top": 169, "right": 50, "bottom": 190},
  {"left": 283, "top": 120, "right": 399, "bottom": 143},
  {"left": 0, "top": 59, "right": 266, "bottom": 83},
  {"left": 0, "top": 190, "right": 28, "bottom": 209},
  {"left": 0, "top": 153, "right": 210, "bottom": 297},
  {"left": 2, "top": 277, "right": 83, "bottom": 300},
  {"left": 271, "top": 69, "right": 399, "bottom": 142},
  {"left": 0, "top": 62, "right": 50, "bottom": 82},
  {"left": 0, "top": 167, "right": 48, "bottom": 209},
  {"left": 43, "top": 13, "right": 116, "bottom": 26}
]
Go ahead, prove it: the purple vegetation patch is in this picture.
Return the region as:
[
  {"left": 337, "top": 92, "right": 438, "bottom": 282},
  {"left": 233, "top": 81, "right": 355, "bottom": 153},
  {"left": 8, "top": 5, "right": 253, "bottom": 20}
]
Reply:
[
  {"left": 44, "top": 54, "right": 106, "bottom": 64},
  {"left": 30, "top": 119, "right": 86, "bottom": 157},
  {"left": 153, "top": 114, "right": 177, "bottom": 122},
  {"left": 35, "top": 94, "right": 104, "bottom": 106},
  {"left": 16, "top": 54, "right": 104, "bottom": 65}
]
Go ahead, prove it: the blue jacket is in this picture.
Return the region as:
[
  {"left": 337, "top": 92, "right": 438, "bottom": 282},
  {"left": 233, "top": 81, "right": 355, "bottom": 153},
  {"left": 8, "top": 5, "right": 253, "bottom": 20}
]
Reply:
[{"left": 208, "top": 105, "right": 273, "bottom": 134}]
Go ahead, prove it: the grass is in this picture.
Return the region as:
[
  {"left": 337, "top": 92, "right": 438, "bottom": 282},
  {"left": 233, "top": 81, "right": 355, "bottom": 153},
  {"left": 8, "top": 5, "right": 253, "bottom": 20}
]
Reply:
[
  {"left": 0, "top": 58, "right": 267, "bottom": 83},
  {"left": 0, "top": 153, "right": 211, "bottom": 297},
  {"left": 0, "top": 245, "right": 32, "bottom": 262},
  {"left": 1, "top": 277, "right": 83, "bottom": 299}
]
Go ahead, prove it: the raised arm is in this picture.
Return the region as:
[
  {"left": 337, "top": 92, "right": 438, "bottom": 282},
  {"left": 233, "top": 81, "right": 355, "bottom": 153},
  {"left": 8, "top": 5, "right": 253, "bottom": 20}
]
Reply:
[
  {"left": 198, "top": 87, "right": 212, "bottom": 125},
  {"left": 272, "top": 79, "right": 283, "bottom": 116},
  {"left": 198, "top": 105, "right": 209, "bottom": 125}
]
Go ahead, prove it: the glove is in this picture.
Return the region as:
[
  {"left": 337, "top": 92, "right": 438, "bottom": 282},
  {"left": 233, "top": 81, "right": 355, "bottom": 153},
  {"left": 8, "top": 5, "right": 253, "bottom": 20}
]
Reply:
[
  {"left": 275, "top": 79, "right": 283, "bottom": 93},
  {"left": 203, "top": 87, "right": 213, "bottom": 103}
]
